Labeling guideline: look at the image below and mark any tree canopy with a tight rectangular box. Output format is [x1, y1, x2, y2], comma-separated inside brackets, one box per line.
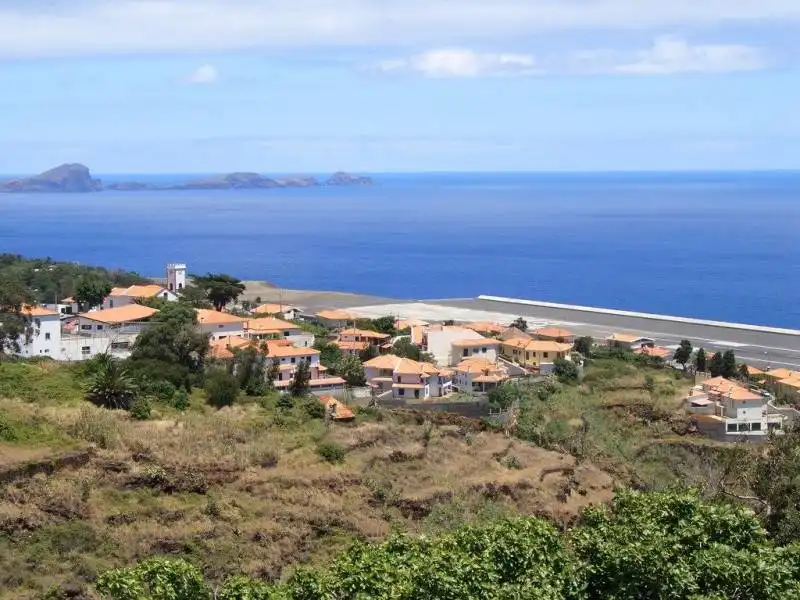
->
[192, 273, 246, 311]
[0, 276, 31, 357]
[673, 339, 693, 367]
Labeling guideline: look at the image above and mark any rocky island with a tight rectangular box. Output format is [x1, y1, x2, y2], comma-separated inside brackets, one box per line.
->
[1, 164, 374, 193]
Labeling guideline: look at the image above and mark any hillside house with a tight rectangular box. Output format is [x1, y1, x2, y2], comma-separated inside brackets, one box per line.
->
[252, 303, 301, 321]
[424, 325, 496, 366]
[15, 306, 61, 358]
[364, 354, 453, 400]
[245, 316, 314, 347]
[501, 338, 573, 373]
[314, 309, 357, 329]
[196, 309, 246, 341]
[335, 328, 391, 355]
[102, 284, 177, 310]
[531, 327, 575, 344]
[606, 333, 655, 351]
[453, 357, 509, 394]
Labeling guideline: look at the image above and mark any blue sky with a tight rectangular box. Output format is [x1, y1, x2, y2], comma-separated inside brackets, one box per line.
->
[1, 0, 799, 173]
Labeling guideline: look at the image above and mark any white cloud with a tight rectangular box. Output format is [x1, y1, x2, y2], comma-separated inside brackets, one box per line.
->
[377, 48, 539, 77]
[184, 64, 219, 84]
[615, 36, 766, 74]
[0, 1, 798, 58]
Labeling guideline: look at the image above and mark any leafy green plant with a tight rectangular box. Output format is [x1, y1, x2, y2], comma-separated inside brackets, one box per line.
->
[96, 556, 211, 600]
[204, 369, 239, 408]
[85, 356, 137, 410]
[316, 441, 346, 464]
[128, 397, 151, 421]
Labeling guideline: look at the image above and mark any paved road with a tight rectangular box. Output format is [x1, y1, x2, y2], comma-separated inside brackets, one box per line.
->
[431, 298, 800, 370]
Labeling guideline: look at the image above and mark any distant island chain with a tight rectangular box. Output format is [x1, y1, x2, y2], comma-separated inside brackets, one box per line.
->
[0, 163, 374, 193]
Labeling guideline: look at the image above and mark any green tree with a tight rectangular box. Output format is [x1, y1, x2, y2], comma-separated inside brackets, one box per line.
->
[131, 303, 209, 377]
[74, 273, 112, 311]
[288, 359, 311, 397]
[85, 355, 138, 410]
[192, 273, 245, 311]
[695, 347, 708, 373]
[574, 336, 594, 357]
[0, 276, 31, 357]
[738, 363, 751, 382]
[392, 338, 422, 360]
[358, 344, 380, 362]
[337, 354, 366, 387]
[317, 343, 343, 373]
[233, 347, 267, 396]
[487, 383, 518, 411]
[204, 369, 239, 408]
[721, 350, 737, 379]
[709, 352, 725, 377]
[177, 284, 213, 309]
[510, 317, 528, 332]
[553, 357, 579, 383]
[673, 339, 693, 368]
[370, 315, 396, 335]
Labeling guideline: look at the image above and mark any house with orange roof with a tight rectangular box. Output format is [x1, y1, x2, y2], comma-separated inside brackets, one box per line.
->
[423, 325, 499, 366]
[531, 327, 575, 344]
[318, 396, 355, 421]
[634, 346, 673, 362]
[102, 284, 177, 310]
[501, 338, 574, 373]
[606, 333, 655, 350]
[453, 357, 509, 394]
[776, 376, 800, 402]
[252, 303, 301, 321]
[762, 368, 800, 393]
[335, 328, 391, 356]
[14, 305, 61, 358]
[196, 309, 247, 341]
[245, 316, 314, 348]
[208, 338, 346, 392]
[363, 354, 452, 400]
[314, 309, 357, 329]
[686, 377, 785, 438]
[395, 318, 430, 331]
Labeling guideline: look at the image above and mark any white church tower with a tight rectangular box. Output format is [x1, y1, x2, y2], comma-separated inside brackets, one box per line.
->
[166, 263, 187, 292]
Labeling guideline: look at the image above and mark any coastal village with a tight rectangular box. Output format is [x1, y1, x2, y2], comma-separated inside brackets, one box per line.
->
[14, 262, 800, 444]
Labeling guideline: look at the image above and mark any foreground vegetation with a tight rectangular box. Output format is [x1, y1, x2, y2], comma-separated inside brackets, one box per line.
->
[97, 490, 800, 599]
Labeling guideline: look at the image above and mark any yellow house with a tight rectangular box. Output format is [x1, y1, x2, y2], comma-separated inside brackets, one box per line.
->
[776, 376, 800, 402]
[501, 338, 574, 369]
[763, 368, 798, 392]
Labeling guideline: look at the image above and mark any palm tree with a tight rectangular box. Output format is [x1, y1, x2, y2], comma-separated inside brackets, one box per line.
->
[85, 354, 137, 410]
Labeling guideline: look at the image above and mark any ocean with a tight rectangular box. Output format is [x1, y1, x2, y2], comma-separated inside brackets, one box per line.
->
[1, 172, 798, 328]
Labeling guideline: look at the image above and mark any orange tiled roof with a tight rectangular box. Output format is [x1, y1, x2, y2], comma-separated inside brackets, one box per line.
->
[335, 340, 370, 351]
[502, 338, 573, 353]
[396, 318, 430, 330]
[246, 316, 298, 333]
[339, 328, 391, 339]
[766, 368, 798, 380]
[253, 303, 297, 315]
[265, 343, 319, 359]
[532, 326, 575, 339]
[23, 305, 59, 317]
[196, 309, 247, 325]
[110, 284, 167, 298]
[464, 321, 507, 335]
[634, 346, 673, 359]
[704, 378, 762, 402]
[318, 396, 355, 420]
[315, 309, 356, 321]
[452, 337, 501, 347]
[79, 304, 158, 324]
[779, 377, 800, 390]
[364, 354, 401, 370]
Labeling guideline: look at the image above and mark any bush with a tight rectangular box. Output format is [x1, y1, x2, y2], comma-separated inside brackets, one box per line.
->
[204, 370, 239, 408]
[276, 394, 294, 410]
[172, 388, 189, 411]
[148, 379, 177, 401]
[316, 441, 346, 464]
[303, 397, 326, 419]
[68, 406, 120, 449]
[553, 358, 579, 384]
[129, 397, 152, 421]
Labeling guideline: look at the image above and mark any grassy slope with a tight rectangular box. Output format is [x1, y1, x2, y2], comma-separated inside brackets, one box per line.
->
[0, 362, 616, 599]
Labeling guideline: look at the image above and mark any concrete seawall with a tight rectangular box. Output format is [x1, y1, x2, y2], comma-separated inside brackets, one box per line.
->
[477, 295, 800, 337]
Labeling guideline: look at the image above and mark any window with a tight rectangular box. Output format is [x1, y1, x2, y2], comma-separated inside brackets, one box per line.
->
[543, 352, 549, 359]
[81, 324, 92, 331]
[111, 342, 130, 350]
[726, 423, 737, 433]
[481, 347, 487, 353]
[291, 357, 296, 364]
[398, 388, 404, 396]
[45, 333, 51, 341]
[97, 325, 104, 331]
[109, 300, 114, 308]
[463, 349, 469, 357]
[738, 423, 749, 432]
[178, 283, 184, 290]
[751, 422, 762, 431]
[81, 346, 91, 355]
[414, 390, 420, 399]
[284, 331, 290, 337]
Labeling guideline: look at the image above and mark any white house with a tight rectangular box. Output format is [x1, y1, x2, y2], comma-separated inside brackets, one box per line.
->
[196, 309, 246, 341]
[364, 354, 453, 400]
[686, 376, 785, 438]
[59, 304, 159, 360]
[103, 284, 177, 310]
[244, 316, 314, 348]
[606, 333, 655, 351]
[16, 306, 62, 358]
[424, 325, 499, 366]
[452, 357, 509, 394]
[314, 309, 357, 329]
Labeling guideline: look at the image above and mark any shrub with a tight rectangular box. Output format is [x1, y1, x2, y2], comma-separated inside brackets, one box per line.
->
[148, 379, 177, 401]
[68, 406, 119, 449]
[316, 441, 346, 464]
[129, 397, 152, 421]
[172, 388, 189, 411]
[503, 455, 523, 470]
[553, 358, 579, 384]
[303, 397, 326, 419]
[204, 370, 239, 408]
[276, 394, 294, 410]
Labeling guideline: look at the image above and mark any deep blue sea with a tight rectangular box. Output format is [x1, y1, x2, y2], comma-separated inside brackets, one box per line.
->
[1, 172, 798, 328]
